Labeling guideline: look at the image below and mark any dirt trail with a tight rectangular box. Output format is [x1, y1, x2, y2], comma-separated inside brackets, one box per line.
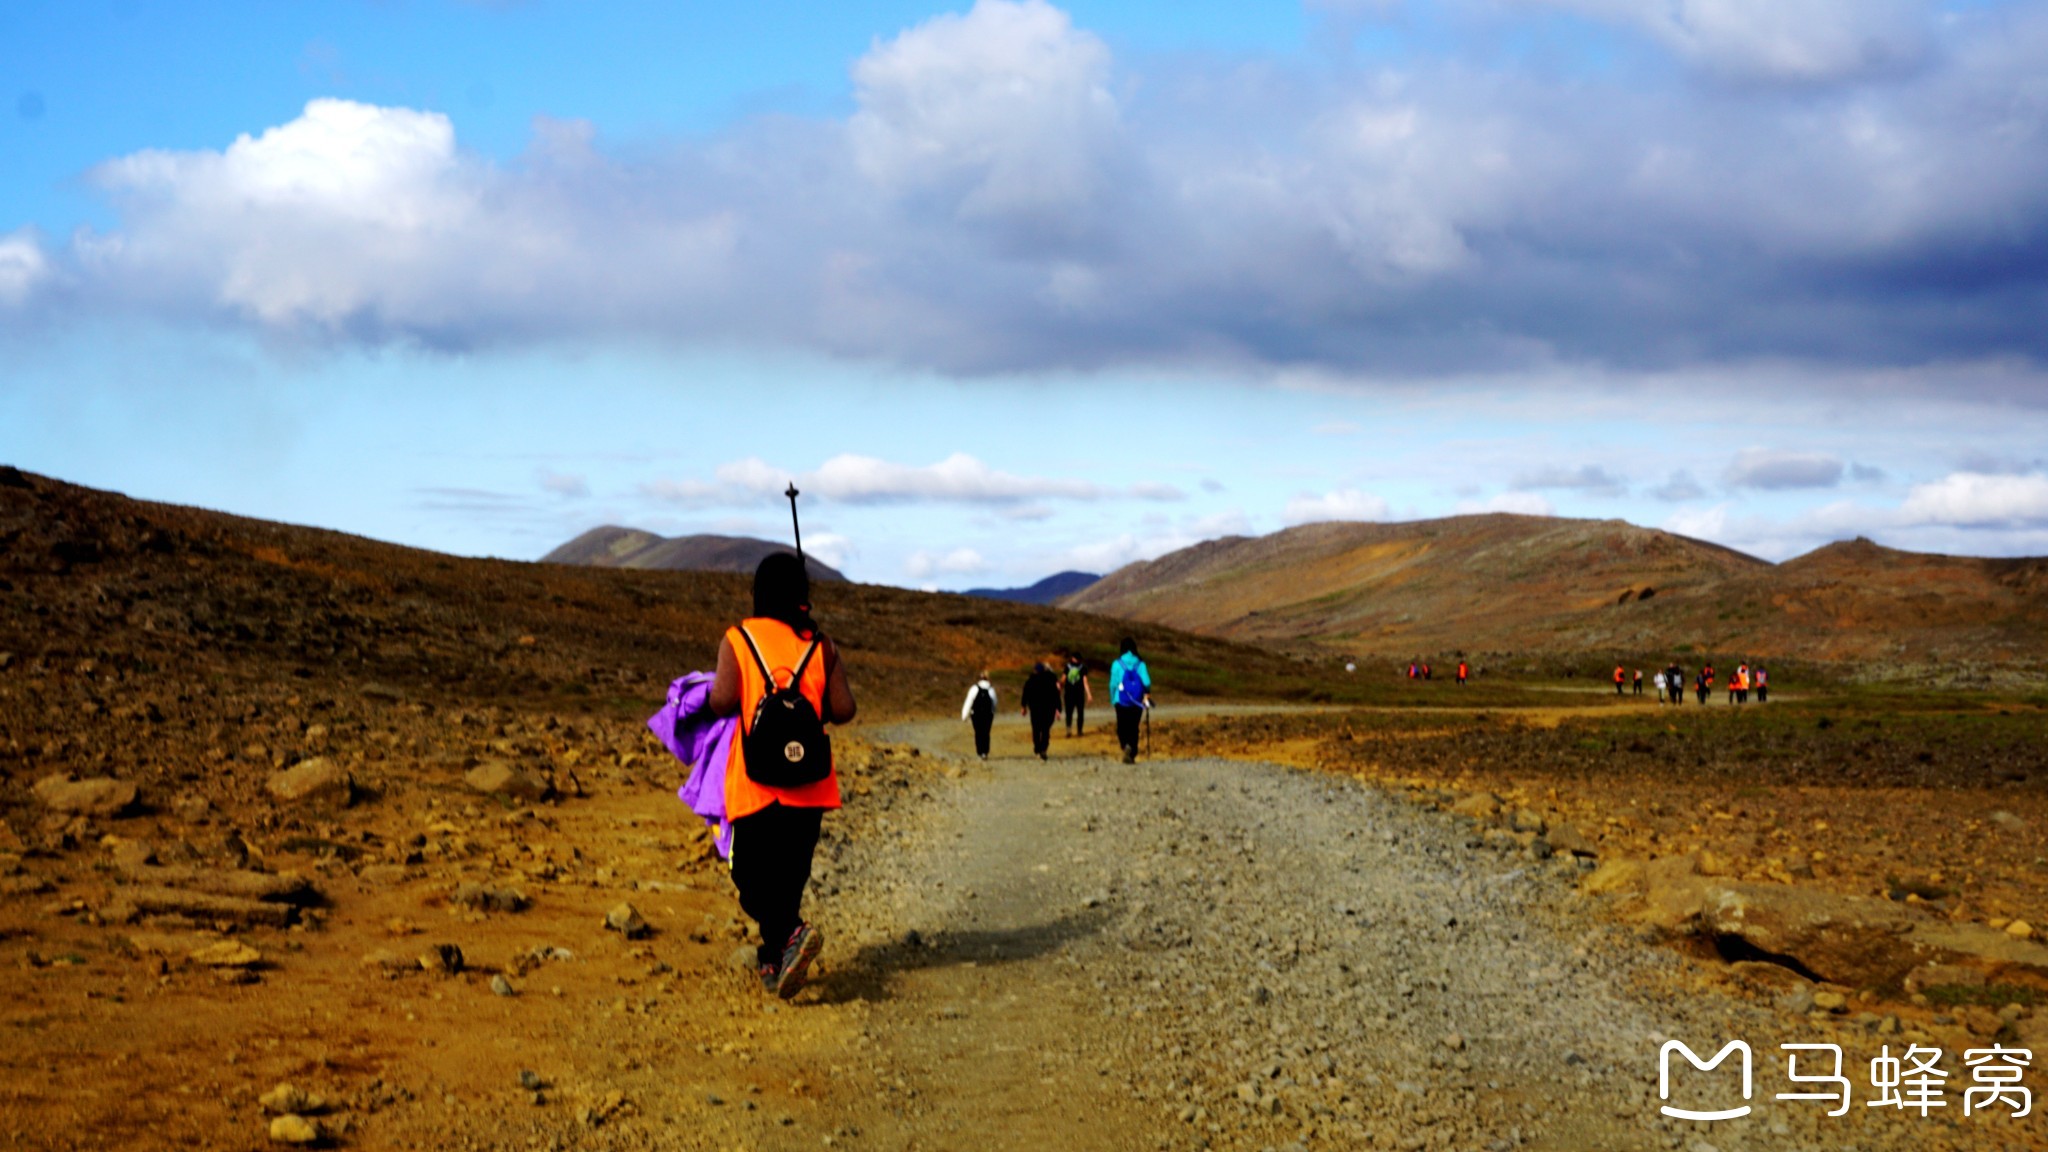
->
[759, 716, 1959, 1152]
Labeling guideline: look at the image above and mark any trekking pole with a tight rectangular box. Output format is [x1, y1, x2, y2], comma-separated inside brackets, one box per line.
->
[1144, 699, 1151, 756]
[784, 482, 804, 563]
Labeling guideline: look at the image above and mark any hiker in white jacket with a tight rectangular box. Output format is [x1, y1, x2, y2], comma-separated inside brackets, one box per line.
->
[961, 673, 997, 760]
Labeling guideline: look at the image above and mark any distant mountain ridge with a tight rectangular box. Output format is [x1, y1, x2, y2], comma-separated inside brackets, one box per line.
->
[1058, 514, 2048, 666]
[964, 571, 1100, 605]
[543, 526, 845, 582]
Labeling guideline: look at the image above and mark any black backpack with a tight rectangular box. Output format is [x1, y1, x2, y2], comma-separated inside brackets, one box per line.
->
[970, 684, 994, 722]
[736, 625, 831, 788]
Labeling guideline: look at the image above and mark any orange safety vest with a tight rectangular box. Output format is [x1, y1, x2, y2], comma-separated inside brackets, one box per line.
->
[1614, 666, 1625, 683]
[724, 618, 842, 820]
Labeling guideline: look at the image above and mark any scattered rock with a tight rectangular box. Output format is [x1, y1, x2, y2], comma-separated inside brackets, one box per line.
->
[189, 940, 263, 968]
[1449, 793, 1501, 822]
[115, 862, 317, 905]
[1579, 858, 1643, 895]
[266, 758, 355, 808]
[464, 761, 551, 803]
[491, 974, 516, 997]
[2006, 919, 2034, 940]
[605, 902, 650, 939]
[1547, 821, 1597, 857]
[105, 885, 296, 928]
[1989, 810, 2028, 833]
[1698, 882, 1920, 987]
[33, 774, 138, 818]
[1811, 990, 1849, 1013]
[267, 1114, 321, 1145]
[259, 1084, 325, 1115]
[451, 882, 527, 913]
[419, 944, 465, 974]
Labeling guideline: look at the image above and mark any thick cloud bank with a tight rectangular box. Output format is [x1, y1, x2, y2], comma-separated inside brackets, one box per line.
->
[8, 0, 2048, 384]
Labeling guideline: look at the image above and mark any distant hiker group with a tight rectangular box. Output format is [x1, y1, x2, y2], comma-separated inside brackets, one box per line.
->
[1646, 660, 1770, 705]
[959, 637, 1152, 764]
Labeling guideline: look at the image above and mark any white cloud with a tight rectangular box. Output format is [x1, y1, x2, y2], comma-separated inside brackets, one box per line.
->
[654, 452, 1110, 508]
[1063, 509, 1251, 571]
[1511, 464, 1627, 497]
[14, 0, 2048, 388]
[0, 229, 50, 306]
[804, 533, 855, 569]
[1724, 448, 1845, 491]
[1129, 481, 1186, 501]
[639, 478, 732, 508]
[805, 452, 1100, 504]
[1899, 472, 2048, 528]
[905, 547, 992, 579]
[537, 469, 589, 498]
[1516, 0, 1932, 82]
[1455, 491, 1555, 516]
[1650, 470, 1707, 502]
[1282, 488, 1392, 525]
[849, 0, 1119, 227]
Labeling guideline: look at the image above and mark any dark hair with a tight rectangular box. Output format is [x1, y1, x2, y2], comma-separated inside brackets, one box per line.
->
[752, 552, 817, 636]
[1120, 636, 1137, 655]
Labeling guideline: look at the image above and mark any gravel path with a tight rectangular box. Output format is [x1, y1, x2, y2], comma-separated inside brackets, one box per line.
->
[772, 722, 1978, 1152]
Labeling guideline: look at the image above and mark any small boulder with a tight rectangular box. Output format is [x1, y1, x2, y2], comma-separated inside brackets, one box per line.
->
[259, 1083, 325, 1115]
[267, 1114, 321, 1145]
[266, 758, 354, 808]
[33, 774, 138, 818]
[1449, 793, 1502, 822]
[2006, 919, 2035, 940]
[1547, 821, 1597, 858]
[464, 761, 551, 803]
[450, 882, 526, 913]
[1580, 857, 1645, 895]
[189, 940, 263, 968]
[605, 902, 650, 939]
[419, 943, 465, 974]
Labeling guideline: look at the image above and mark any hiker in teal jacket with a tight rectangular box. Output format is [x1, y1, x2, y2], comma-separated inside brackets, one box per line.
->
[1109, 637, 1151, 764]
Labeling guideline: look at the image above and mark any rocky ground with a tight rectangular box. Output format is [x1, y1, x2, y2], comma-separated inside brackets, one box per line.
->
[5, 699, 2047, 1151]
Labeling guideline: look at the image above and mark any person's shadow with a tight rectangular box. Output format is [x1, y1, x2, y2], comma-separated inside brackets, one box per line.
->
[802, 906, 1114, 1005]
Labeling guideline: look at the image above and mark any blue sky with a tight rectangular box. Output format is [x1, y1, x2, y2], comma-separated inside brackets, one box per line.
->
[5, 0, 2048, 587]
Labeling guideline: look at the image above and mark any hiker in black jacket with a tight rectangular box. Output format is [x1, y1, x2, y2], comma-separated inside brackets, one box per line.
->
[961, 672, 997, 760]
[1021, 661, 1063, 761]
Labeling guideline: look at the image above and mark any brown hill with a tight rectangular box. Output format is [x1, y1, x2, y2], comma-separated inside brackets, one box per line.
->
[542, 525, 846, 582]
[1060, 515, 2048, 666]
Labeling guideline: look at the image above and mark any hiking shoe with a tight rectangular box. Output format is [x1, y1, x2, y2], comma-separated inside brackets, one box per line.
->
[757, 961, 781, 993]
[1122, 748, 1136, 765]
[774, 922, 824, 1000]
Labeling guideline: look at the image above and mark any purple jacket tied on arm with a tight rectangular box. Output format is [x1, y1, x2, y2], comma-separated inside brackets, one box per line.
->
[647, 671, 735, 859]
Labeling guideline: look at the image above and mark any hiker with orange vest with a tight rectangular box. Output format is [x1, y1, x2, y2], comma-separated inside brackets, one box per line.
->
[1613, 665, 1626, 695]
[1456, 661, 1468, 685]
[708, 553, 858, 999]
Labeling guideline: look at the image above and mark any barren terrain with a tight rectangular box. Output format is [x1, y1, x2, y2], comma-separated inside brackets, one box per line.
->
[5, 468, 2048, 1151]
[1062, 514, 2048, 674]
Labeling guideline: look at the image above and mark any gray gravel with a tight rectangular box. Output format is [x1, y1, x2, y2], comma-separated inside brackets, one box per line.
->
[800, 729, 1993, 1152]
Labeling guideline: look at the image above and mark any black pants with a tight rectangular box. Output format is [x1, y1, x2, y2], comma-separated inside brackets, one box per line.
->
[1064, 689, 1086, 734]
[1030, 709, 1057, 757]
[971, 716, 992, 758]
[1116, 704, 1143, 759]
[730, 802, 824, 966]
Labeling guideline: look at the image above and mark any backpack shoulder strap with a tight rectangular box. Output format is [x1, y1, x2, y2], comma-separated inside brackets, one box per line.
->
[788, 636, 822, 685]
[736, 625, 777, 687]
